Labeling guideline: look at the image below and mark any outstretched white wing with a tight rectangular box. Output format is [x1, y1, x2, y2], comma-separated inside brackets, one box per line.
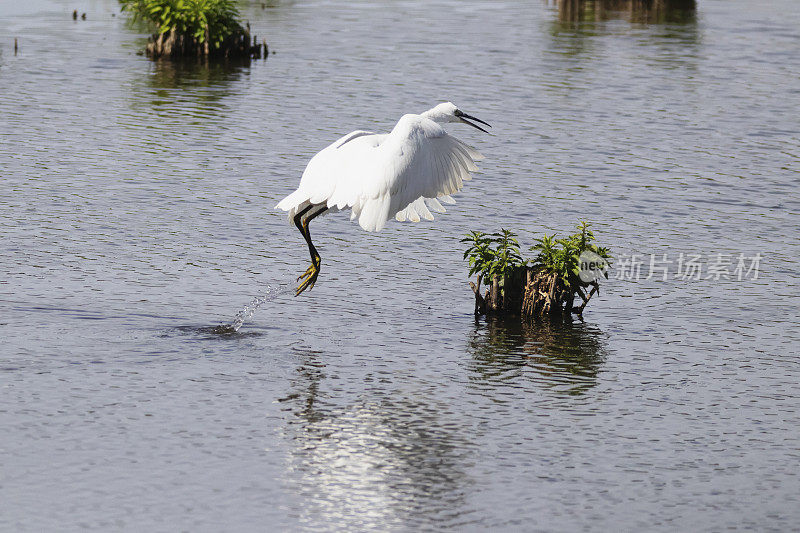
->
[275, 130, 384, 217]
[276, 116, 483, 232]
[346, 116, 483, 231]
[386, 118, 483, 226]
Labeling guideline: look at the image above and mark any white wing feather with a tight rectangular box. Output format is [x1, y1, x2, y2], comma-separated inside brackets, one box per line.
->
[275, 130, 386, 217]
[386, 117, 482, 229]
[276, 115, 483, 232]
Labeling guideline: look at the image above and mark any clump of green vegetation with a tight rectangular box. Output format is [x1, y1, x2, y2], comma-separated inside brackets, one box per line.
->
[530, 221, 611, 290]
[461, 229, 525, 291]
[463, 221, 612, 320]
[120, 0, 266, 59]
[120, 0, 241, 47]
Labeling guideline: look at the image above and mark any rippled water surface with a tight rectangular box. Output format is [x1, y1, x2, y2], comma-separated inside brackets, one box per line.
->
[2, 0, 799, 530]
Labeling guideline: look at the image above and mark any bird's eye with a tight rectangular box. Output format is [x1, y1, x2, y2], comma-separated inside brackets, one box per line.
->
[454, 109, 463, 117]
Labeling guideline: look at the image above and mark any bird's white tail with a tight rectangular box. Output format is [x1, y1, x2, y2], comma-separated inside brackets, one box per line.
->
[276, 190, 313, 219]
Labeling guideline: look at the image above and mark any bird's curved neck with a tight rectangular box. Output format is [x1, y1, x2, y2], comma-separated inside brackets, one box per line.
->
[421, 107, 441, 122]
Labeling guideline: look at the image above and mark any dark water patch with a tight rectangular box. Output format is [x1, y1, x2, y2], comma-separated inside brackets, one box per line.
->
[169, 324, 266, 339]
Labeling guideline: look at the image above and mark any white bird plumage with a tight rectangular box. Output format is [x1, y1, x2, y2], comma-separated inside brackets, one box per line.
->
[276, 101, 491, 295]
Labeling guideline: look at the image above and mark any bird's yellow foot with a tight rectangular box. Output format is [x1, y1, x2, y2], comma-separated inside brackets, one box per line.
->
[296, 264, 316, 282]
[295, 262, 320, 296]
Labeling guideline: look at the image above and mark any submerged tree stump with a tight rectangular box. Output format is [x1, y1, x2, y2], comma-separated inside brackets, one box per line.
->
[471, 266, 599, 321]
[556, 0, 696, 24]
[145, 27, 267, 60]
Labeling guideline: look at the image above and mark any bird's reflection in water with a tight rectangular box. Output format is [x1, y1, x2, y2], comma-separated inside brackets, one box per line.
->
[467, 318, 608, 396]
[278, 349, 473, 530]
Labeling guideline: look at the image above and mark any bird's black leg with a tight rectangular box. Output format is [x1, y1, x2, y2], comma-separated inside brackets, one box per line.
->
[292, 204, 316, 292]
[293, 204, 315, 236]
[302, 206, 327, 266]
[295, 205, 328, 296]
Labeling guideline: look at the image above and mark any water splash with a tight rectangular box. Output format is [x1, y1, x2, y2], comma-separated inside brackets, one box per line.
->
[212, 284, 292, 334]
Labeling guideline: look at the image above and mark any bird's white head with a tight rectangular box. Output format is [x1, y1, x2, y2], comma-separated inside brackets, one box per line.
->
[422, 102, 492, 133]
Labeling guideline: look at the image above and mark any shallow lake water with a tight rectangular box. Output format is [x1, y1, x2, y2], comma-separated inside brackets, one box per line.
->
[1, 0, 799, 530]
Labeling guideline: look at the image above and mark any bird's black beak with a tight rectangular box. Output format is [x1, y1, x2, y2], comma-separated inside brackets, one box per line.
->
[454, 109, 492, 133]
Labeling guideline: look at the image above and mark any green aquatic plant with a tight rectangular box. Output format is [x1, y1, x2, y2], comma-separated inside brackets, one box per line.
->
[531, 221, 611, 288]
[461, 229, 525, 289]
[461, 231, 494, 285]
[464, 221, 612, 320]
[120, 0, 243, 48]
[119, 0, 267, 59]
[489, 229, 525, 281]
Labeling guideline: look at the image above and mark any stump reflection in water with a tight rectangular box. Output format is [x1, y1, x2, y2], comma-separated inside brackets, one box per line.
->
[467, 318, 607, 396]
[146, 57, 249, 93]
[131, 57, 250, 118]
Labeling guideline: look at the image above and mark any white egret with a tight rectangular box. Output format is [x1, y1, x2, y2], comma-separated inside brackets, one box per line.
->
[276, 102, 491, 295]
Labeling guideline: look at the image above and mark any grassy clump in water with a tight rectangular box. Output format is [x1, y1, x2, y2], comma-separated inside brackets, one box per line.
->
[530, 221, 611, 290]
[120, 0, 263, 58]
[461, 229, 525, 291]
[463, 221, 612, 320]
